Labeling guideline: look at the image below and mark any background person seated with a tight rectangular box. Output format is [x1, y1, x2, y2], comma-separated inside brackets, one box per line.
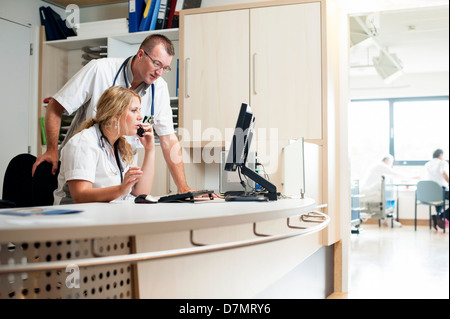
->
[424, 148, 449, 231]
[360, 155, 408, 227]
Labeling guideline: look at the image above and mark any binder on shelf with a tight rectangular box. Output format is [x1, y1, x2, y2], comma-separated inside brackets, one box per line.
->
[129, 0, 145, 33]
[139, 0, 161, 31]
[48, 7, 77, 39]
[63, 20, 77, 37]
[139, 0, 154, 31]
[171, 0, 183, 28]
[166, 0, 177, 28]
[39, 6, 57, 41]
[47, 7, 67, 40]
[149, 0, 162, 30]
[155, 0, 168, 30]
[39, 6, 77, 41]
[40, 117, 46, 145]
[162, 0, 173, 29]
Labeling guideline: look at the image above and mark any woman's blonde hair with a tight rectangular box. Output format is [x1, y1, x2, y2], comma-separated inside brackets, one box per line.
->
[77, 86, 141, 165]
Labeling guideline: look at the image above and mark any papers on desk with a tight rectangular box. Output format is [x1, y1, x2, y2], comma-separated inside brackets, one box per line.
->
[0, 207, 82, 217]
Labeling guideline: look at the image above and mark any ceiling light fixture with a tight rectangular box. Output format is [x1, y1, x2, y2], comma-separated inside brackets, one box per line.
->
[352, 15, 404, 83]
[373, 50, 404, 83]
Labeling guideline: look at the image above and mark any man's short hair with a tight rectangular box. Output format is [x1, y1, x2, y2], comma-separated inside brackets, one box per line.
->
[140, 34, 175, 56]
[433, 149, 444, 158]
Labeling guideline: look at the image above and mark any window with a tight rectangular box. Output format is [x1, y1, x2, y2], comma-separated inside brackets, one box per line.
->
[349, 96, 449, 180]
[393, 98, 449, 164]
[348, 100, 390, 179]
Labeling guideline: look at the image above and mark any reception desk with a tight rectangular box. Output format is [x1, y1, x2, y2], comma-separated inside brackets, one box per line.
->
[0, 198, 330, 299]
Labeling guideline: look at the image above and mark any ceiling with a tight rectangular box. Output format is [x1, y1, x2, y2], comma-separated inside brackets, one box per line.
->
[350, 6, 449, 79]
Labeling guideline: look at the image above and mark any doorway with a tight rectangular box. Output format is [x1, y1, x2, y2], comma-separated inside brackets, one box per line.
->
[0, 17, 32, 195]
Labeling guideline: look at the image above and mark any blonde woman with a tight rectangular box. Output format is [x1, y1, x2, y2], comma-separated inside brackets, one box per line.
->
[54, 86, 155, 204]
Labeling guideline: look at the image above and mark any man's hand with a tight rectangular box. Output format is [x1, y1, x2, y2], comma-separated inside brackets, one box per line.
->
[33, 99, 65, 176]
[32, 149, 59, 176]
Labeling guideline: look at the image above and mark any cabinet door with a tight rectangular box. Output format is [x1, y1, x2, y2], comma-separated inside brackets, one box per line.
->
[182, 10, 250, 143]
[250, 3, 322, 140]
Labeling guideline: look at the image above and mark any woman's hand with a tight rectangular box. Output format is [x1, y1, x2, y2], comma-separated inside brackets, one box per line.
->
[137, 123, 155, 151]
[131, 124, 156, 196]
[120, 166, 143, 195]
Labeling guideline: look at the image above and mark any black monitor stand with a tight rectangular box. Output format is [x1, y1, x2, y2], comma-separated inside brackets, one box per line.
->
[224, 164, 277, 201]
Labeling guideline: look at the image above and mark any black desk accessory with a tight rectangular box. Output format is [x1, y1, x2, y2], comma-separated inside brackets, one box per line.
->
[158, 190, 215, 203]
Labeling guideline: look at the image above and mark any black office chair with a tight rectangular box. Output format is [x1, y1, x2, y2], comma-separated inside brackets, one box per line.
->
[1, 154, 60, 208]
[1, 153, 36, 208]
[32, 160, 60, 206]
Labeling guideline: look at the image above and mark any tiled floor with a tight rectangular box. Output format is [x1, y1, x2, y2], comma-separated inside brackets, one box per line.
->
[348, 223, 449, 299]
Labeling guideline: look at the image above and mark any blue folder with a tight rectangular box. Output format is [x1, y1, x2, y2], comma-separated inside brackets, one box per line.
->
[149, 0, 162, 31]
[139, 0, 162, 31]
[129, 0, 145, 33]
[139, 0, 155, 31]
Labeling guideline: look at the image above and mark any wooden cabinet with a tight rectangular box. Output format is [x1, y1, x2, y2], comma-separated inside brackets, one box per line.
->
[180, 2, 322, 143]
[181, 9, 250, 143]
[250, 3, 322, 140]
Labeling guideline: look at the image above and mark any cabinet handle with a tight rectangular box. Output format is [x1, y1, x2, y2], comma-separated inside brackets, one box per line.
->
[253, 53, 257, 95]
[185, 58, 190, 98]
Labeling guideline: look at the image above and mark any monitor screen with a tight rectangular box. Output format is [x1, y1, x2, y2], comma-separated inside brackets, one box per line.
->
[224, 103, 255, 172]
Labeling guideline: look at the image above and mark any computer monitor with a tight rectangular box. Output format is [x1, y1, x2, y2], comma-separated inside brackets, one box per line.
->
[224, 103, 277, 201]
[224, 103, 255, 171]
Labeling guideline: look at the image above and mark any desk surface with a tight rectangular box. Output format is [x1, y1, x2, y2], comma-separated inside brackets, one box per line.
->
[387, 179, 418, 186]
[0, 198, 316, 242]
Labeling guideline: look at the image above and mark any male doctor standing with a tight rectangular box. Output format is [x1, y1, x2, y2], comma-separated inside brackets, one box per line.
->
[33, 34, 192, 194]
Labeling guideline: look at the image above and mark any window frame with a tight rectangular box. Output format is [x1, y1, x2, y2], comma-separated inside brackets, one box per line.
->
[350, 95, 449, 166]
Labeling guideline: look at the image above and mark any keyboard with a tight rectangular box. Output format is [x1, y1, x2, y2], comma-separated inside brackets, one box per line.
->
[158, 190, 215, 203]
[224, 191, 269, 202]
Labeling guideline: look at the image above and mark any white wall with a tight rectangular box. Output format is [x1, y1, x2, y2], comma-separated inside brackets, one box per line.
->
[350, 72, 449, 100]
[0, 0, 64, 158]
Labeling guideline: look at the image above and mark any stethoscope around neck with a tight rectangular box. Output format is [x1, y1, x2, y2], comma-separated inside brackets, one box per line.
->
[99, 126, 123, 183]
[113, 56, 155, 119]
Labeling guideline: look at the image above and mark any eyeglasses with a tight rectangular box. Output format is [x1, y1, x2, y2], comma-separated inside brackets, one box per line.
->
[143, 50, 172, 74]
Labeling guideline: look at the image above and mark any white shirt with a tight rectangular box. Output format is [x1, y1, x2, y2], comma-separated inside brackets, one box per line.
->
[425, 158, 449, 187]
[360, 162, 406, 201]
[53, 56, 175, 150]
[54, 125, 130, 205]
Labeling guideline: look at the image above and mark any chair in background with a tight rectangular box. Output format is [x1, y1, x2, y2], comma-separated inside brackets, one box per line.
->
[32, 160, 60, 206]
[361, 175, 396, 228]
[1, 154, 59, 209]
[1, 153, 36, 208]
[415, 180, 448, 232]
[351, 180, 365, 234]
